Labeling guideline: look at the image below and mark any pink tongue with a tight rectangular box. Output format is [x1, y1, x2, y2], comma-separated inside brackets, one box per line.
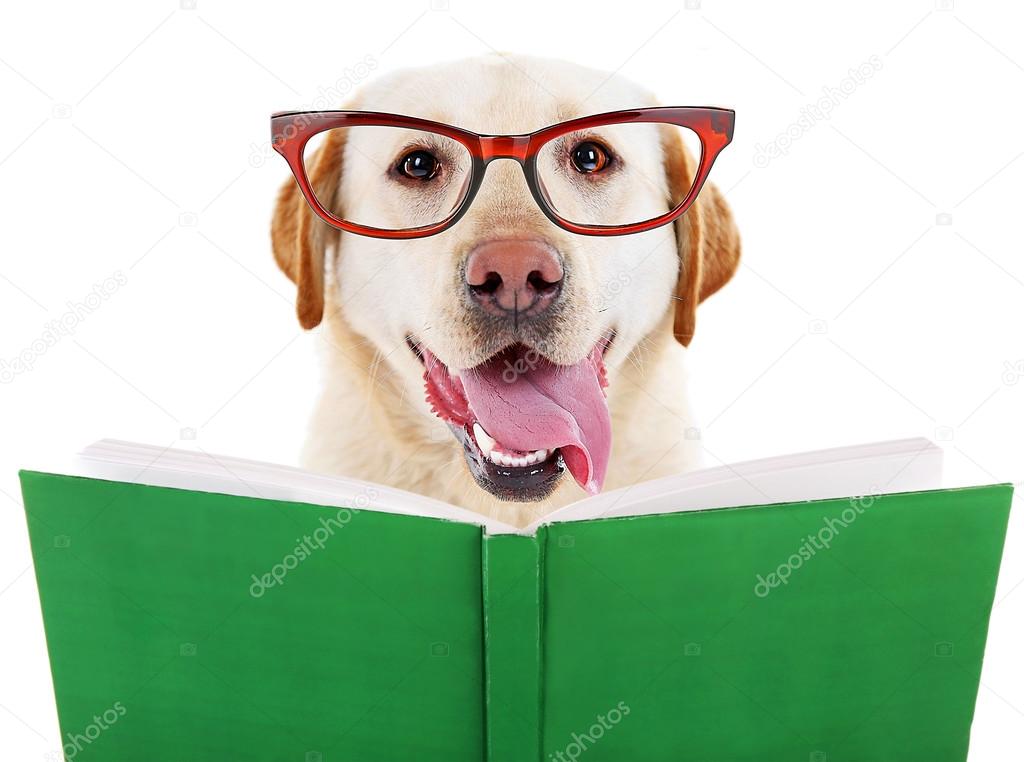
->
[460, 346, 611, 495]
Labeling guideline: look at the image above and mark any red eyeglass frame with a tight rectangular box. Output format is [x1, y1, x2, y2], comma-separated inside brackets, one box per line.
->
[271, 106, 735, 239]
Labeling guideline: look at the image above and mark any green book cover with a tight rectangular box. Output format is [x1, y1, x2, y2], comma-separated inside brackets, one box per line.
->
[19, 439, 1012, 761]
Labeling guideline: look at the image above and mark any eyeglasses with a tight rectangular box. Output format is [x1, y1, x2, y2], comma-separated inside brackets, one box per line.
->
[271, 107, 734, 239]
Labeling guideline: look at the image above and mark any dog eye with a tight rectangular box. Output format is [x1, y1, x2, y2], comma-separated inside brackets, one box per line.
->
[570, 141, 612, 174]
[397, 150, 440, 180]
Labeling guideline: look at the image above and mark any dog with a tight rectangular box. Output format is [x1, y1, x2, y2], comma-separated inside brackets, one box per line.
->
[271, 54, 740, 528]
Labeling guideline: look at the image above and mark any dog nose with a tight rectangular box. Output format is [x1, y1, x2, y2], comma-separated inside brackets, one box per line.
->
[465, 239, 564, 318]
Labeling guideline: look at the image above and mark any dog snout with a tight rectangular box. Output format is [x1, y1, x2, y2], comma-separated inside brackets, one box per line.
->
[465, 239, 564, 319]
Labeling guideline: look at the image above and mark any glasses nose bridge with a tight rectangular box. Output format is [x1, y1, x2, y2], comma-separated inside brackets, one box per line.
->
[478, 134, 531, 163]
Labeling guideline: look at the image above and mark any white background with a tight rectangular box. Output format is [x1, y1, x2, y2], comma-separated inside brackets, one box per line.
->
[2, 0, 1022, 758]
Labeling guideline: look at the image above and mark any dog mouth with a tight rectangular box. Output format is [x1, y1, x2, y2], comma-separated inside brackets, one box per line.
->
[409, 337, 614, 502]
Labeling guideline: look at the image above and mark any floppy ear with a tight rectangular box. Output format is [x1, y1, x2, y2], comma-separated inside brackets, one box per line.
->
[663, 128, 741, 346]
[271, 129, 346, 329]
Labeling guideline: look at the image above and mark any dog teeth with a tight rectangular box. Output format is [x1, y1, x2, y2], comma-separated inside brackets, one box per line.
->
[473, 423, 495, 457]
[474, 420, 552, 468]
[482, 438, 551, 468]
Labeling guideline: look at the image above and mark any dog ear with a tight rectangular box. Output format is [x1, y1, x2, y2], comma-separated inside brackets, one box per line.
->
[271, 128, 346, 330]
[663, 127, 741, 346]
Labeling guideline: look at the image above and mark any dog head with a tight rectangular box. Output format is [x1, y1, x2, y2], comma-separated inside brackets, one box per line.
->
[272, 54, 739, 503]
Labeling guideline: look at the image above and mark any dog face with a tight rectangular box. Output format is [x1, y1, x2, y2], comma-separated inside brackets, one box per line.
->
[272, 55, 739, 504]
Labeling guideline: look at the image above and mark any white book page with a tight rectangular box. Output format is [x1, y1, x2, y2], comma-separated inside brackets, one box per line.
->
[62, 437, 943, 536]
[524, 437, 944, 533]
[70, 439, 521, 534]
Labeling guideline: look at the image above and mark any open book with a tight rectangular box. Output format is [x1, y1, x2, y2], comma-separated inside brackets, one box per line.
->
[20, 438, 1012, 761]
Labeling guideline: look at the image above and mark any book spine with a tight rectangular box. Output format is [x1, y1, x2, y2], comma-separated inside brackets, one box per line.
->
[482, 531, 545, 762]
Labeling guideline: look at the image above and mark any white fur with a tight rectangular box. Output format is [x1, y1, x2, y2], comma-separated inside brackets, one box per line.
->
[296, 54, 706, 528]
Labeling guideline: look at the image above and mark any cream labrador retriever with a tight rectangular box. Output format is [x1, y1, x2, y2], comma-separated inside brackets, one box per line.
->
[271, 54, 740, 528]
